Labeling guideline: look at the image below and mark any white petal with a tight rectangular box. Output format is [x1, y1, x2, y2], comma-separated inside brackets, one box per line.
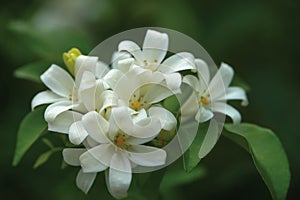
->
[103, 69, 124, 89]
[116, 58, 135, 73]
[83, 144, 114, 168]
[111, 107, 161, 138]
[118, 40, 143, 64]
[143, 84, 173, 105]
[128, 145, 166, 166]
[74, 55, 98, 86]
[82, 111, 110, 143]
[195, 59, 210, 86]
[63, 148, 86, 166]
[44, 101, 75, 122]
[41, 64, 74, 98]
[224, 87, 248, 106]
[196, 106, 214, 123]
[149, 106, 177, 131]
[95, 60, 110, 79]
[208, 63, 234, 99]
[31, 90, 64, 110]
[198, 119, 221, 158]
[142, 29, 168, 64]
[183, 75, 201, 92]
[164, 73, 182, 94]
[69, 121, 89, 145]
[159, 52, 195, 74]
[80, 144, 112, 173]
[212, 102, 241, 124]
[78, 71, 98, 111]
[76, 169, 97, 194]
[107, 153, 132, 199]
[48, 111, 82, 133]
[99, 90, 118, 113]
[111, 51, 131, 69]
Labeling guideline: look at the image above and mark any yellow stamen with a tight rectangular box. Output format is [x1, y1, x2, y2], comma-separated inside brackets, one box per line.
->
[201, 96, 209, 105]
[132, 101, 141, 110]
[148, 66, 155, 71]
[63, 48, 82, 76]
[114, 134, 129, 149]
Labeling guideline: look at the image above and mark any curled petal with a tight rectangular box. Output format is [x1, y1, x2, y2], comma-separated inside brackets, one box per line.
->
[95, 60, 110, 79]
[106, 152, 132, 199]
[82, 111, 109, 143]
[80, 144, 112, 173]
[195, 59, 210, 87]
[118, 40, 143, 64]
[69, 121, 89, 145]
[164, 73, 182, 94]
[41, 64, 74, 98]
[31, 90, 64, 110]
[208, 63, 234, 99]
[44, 101, 76, 122]
[111, 51, 131, 69]
[183, 75, 201, 93]
[111, 107, 161, 139]
[212, 102, 241, 124]
[129, 145, 167, 167]
[225, 87, 248, 106]
[76, 169, 97, 194]
[142, 29, 168, 64]
[149, 106, 177, 131]
[63, 148, 86, 166]
[74, 55, 98, 86]
[103, 69, 124, 89]
[196, 106, 214, 123]
[160, 52, 195, 74]
[48, 111, 82, 133]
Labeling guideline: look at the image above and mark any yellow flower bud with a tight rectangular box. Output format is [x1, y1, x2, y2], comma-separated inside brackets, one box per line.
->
[63, 48, 82, 75]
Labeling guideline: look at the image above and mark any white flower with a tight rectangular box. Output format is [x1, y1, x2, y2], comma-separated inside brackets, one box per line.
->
[114, 67, 172, 110]
[31, 55, 99, 121]
[118, 29, 196, 93]
[68, 71, 119, 145]
[183, 61, 248, 124]
[63, 107, 166, 199]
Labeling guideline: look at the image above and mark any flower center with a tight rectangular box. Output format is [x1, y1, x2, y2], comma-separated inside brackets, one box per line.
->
[148, 66, 155, 71]
[200, 96, 209, 105]
[132, 101, 141, 110]
[143, 60, 156, 71]
[114, 134, 128, 149]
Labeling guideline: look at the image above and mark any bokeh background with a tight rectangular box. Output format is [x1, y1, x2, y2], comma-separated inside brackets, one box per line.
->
[1, 0, 299, 199]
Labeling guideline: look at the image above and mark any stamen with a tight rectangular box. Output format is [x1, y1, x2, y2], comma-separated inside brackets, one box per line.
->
[200, 96, 209, 105]
[132, 101, 141, 110]
[148, 66, 155, 71]
[114, 134, 129, 149]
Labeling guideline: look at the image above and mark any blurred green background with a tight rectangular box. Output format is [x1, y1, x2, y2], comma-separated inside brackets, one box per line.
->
[1, 0, 299, 199]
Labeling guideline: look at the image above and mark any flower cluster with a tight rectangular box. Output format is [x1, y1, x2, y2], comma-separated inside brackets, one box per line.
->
[32, 29, 247, 199]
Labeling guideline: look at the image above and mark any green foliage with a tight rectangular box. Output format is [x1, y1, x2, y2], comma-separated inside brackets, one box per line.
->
[13, 106, 47, 166]
[182, 122, 208, 172]
[224, 123, 290, 200]
[14, 61, 51, 83]
[160, 165, 206, 190]
[33, 150, 53, 169]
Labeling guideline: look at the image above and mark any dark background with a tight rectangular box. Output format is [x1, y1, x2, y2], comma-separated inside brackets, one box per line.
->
[0, 0, 299, 199]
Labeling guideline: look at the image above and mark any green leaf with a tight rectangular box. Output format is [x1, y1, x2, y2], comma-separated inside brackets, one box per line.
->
[160, 166, 206, 189]
[182, 123, 207, 172]
[224, 123, 290, 200]
[14, 61, 50, 83]
[163, 95, 180, 114]
[33, 150, 53, 169]
[13, 106, 47, 166]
